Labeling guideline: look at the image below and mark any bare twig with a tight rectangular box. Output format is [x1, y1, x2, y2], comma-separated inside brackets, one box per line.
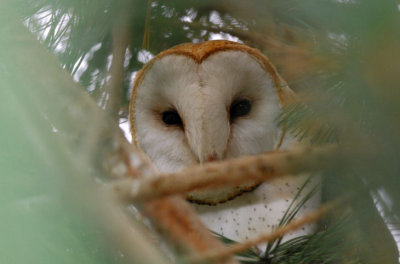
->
[110, 145, 337, 200]
[104, 6, 131, 123]
[142, 0, 152, 50]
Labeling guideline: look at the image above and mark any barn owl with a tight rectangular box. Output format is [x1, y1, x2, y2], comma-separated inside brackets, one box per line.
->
[129, 40, 319, 246]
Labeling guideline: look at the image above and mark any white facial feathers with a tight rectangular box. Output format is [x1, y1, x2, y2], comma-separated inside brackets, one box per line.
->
[134, 51, 281, 174]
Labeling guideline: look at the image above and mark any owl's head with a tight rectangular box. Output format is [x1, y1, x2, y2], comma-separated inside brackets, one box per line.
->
[129, 40, 294, 204]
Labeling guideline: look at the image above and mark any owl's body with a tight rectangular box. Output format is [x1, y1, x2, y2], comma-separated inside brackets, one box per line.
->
[130, 40, 319, 245]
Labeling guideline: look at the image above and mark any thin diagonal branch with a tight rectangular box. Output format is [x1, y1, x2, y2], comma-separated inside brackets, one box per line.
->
[187, 201, 340, 263]
[110, 145, 338, 200]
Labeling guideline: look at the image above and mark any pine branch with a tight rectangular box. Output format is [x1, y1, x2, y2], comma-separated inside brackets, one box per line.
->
[265, 176, 319, 254]
[109, 145, 337, 200]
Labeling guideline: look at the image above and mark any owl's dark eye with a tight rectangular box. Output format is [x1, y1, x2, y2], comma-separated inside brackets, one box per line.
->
[230, 99, 251, 122]
[161, 110, 183, 127]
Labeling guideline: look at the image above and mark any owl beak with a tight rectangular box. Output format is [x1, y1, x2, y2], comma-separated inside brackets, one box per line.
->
[185, 115, 230, 165]
[199, 150, 223, 164]
[207, 153, 218, 162]
[182, 91, 230, 164]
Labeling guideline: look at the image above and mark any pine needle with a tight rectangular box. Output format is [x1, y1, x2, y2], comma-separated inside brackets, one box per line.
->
[187, 200, 339, 263]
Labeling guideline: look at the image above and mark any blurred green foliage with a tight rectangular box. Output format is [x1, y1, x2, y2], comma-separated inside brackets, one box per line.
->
[0, 65, 126, 264]
[1, 0, 400, 263]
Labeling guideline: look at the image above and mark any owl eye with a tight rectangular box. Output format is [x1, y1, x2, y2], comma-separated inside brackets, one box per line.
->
[161, 110, 183, 127]
[230, 99, 251, 122]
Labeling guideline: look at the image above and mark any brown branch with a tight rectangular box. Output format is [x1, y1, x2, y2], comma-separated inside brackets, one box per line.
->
[110, 145, 337, 200]
[144, 196, 238, 264]
[106, 141, 239, 264]
[105, 138, 239, 264]
[107, 137, 239, 264]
